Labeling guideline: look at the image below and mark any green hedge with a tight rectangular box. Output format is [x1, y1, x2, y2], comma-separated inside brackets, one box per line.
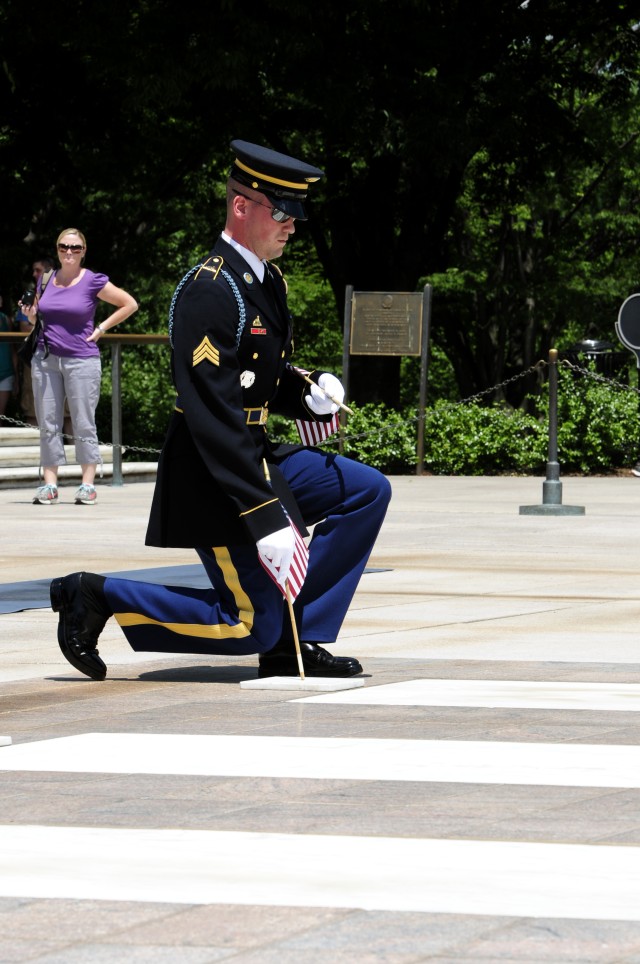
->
[269, 368, 640, 476]
[552, 368, 639, 472]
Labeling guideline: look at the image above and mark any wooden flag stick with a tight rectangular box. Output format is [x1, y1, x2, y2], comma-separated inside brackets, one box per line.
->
[285, 580, 305, 680]
[299, 373, 354, 415]
[263, 459, 305, 679]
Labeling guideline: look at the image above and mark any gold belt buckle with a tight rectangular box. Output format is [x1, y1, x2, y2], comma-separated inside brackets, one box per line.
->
[245, 406, 268, 425]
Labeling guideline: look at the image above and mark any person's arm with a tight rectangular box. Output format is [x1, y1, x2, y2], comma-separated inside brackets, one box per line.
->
[19, 303, 38, 329]
[271, 365, 345, 422]
[11, 342, 18, 383]
[89, 282, 138, 342]
[15, 308, 32, 333]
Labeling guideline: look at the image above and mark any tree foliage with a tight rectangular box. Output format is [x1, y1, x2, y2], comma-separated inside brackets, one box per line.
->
[1, 0, 639, 428]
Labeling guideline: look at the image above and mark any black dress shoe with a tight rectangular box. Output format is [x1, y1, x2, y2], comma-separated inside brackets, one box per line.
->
[258, 640, 363, 678]
[50, 572, 112, 680]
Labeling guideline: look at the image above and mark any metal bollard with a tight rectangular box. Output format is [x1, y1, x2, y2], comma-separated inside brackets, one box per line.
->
[519, 348, 585, 516]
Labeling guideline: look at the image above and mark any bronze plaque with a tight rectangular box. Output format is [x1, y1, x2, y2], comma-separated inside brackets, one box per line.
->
[350, 292, 422, 356]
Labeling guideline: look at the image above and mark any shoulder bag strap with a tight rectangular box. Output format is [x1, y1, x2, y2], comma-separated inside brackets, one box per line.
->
[35, 268, 54, 359]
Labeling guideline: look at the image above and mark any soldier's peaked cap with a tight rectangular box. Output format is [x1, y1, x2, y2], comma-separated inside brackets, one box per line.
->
[230, 139, 324, 221]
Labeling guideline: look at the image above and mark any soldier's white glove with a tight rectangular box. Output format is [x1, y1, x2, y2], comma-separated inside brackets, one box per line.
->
[256, 525, 296, 588]
[305, 372, 344, 416]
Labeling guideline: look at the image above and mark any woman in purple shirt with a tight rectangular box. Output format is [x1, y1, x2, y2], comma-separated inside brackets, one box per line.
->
[23, 228, 138, 505]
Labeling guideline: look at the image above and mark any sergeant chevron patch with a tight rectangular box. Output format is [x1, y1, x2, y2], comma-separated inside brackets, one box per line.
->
[193, 336, 220, 367]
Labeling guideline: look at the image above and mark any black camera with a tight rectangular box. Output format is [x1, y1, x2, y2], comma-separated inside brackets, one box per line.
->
[21, 289, 36, 307]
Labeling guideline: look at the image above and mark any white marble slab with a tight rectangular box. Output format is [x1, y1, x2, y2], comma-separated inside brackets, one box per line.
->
[3, 732, 640, 787]
[295, 678, 640, 711]
[1, 824, 640, 920]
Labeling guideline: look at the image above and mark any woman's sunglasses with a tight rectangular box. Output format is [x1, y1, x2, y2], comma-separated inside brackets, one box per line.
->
[57, 243, 84, 253]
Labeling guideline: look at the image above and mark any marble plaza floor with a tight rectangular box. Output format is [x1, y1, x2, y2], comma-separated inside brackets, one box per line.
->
[1, 474, 640, 961]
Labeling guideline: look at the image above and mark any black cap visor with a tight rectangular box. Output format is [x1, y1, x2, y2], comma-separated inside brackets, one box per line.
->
[264, 192, 308, 221]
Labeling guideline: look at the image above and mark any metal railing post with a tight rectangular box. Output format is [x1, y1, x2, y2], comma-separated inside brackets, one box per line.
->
[110, 341, 124, 486]
[519, 348, 585, 516]
[542, 347, 561, 505]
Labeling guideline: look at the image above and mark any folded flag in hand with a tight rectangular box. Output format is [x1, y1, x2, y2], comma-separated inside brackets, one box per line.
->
[258, 520, 309, 602]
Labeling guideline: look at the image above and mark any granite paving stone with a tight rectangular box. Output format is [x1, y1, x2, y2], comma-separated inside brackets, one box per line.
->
[3, 476, 640, 961]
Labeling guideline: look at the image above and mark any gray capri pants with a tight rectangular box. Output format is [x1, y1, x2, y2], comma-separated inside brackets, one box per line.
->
[31, 350, 102, 466]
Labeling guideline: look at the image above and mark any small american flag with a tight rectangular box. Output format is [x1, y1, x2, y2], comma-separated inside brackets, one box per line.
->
[258, 519, 309, 602]
[292, 365, 341, 445]
[295, 412, 340, 446]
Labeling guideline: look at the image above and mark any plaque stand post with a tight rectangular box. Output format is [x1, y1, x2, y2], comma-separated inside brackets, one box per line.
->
[416, 284, 432, 475]
[339, 285, 355, 454]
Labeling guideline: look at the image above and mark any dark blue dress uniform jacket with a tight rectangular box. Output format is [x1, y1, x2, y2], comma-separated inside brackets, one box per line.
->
[146, 236, 329, 549]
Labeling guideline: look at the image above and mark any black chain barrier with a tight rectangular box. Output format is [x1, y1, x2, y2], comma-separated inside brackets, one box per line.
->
[0, 355, 635, 456]
[559, 357, 640, 395]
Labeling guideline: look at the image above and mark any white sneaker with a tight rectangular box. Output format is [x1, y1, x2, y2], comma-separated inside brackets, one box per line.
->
[33, 484, 59, 505]
[74, 484, 97, 505]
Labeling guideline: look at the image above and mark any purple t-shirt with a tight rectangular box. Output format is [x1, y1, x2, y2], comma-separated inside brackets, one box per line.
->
[37, 269, 109, 358]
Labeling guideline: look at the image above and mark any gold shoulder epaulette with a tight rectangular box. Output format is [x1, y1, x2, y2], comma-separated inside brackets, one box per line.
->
[194, 255, 224, 282]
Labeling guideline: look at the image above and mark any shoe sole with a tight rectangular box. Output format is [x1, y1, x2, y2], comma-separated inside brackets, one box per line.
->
[75, 499, 97, 505]
[258, 659, 363, 679]
[33, 499, 58, 505]
[258, 669, 363, 679]
[50, 578, 107, 681]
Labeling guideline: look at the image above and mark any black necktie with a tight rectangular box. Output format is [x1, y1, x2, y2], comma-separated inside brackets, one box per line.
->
[264, 268, 287, 330]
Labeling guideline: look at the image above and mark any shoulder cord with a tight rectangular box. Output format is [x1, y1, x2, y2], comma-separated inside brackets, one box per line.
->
[168, 265, 246, 350]
[168, 263, 202, 348]
[221, 269, 246, 349]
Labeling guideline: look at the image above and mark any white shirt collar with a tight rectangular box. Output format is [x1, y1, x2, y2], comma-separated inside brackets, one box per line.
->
[221, 232, 266, 282]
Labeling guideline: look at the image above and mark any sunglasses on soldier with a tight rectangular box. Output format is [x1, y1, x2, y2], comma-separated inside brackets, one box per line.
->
[232, 190, 292, 223]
